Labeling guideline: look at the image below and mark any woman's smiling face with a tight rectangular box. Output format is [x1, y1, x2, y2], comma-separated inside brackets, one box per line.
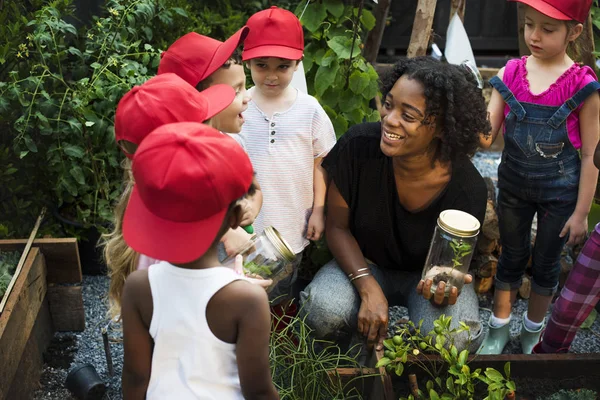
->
[379, 75, 440, 159]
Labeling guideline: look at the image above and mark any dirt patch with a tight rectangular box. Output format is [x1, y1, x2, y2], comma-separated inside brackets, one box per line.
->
[43, 334, 77, 369]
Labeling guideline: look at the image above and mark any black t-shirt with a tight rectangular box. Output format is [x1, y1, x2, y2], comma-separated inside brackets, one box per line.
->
[323, 122, 487, 273]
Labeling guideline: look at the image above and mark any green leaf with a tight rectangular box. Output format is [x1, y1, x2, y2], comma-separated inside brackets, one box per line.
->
[68, 47, 83, 58]
[446, 377, 455, 393]
[314, 62, 339, 97]
[363, 79, 379, 100]
[324, 0, 345, 18]
[394, 362, 404, 377]
[321, 49, 337, 67]
[360, 10, 377, 30]
[327, 36, 361, 60]
[302, 3, 327, 33]
[383, 339, 395, 351]
[70, 166, 85, 185]
[429, 389, 440, 400]
[332, 114, 348, 137]
[375, 357, 392, 368]
[503, 362, 510, 380]
[581, 308, 597, 329]
[171, 7, 188, 17]
[349, 70, 369, 94]
[458, 349, 469, 366]
[484, 368, 505, 383]
[366, 109, 381, 122]
[338, 90, 362, 113]
[19, 151, 29, 159]
[85, 121, 95, 127]
[64, 144, 85, 158]
[507, 380, 516, 391]
[23, 136, 37, 153]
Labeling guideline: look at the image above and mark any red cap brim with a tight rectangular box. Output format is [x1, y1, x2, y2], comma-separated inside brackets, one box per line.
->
[205, 26, 249, 80]
[509, 0, 571, 20]
[198, 84, 236, 120]
[123, 186, 227, 264]
[242, 45, 303, 61]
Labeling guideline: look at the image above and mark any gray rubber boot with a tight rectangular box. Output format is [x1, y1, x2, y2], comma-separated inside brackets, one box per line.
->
[520, 316, 544, 354]
[478, 316, 511, 355]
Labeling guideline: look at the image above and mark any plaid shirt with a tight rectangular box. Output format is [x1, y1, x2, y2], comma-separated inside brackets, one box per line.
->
[539, 224, 600, 352]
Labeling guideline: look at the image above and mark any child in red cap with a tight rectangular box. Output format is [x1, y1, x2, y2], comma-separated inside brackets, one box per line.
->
[158, 28, 264, 257]
[103, 73, 236, 319]
[120, 122, 279, 400]
[479, 0, 599, 354]
[239, 6, 337, 303]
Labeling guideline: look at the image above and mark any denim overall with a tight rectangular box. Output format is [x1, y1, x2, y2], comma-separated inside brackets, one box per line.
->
[490, 76, 600, 296]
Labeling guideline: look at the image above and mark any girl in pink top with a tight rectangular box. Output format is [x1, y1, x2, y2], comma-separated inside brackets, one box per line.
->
[479, 0, 599, 354]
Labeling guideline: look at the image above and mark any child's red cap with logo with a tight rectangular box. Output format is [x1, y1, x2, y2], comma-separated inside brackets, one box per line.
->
[158, 27, 249, 87]
[242, 6, 304, 61]
[509, 0, 592, 23]
[123, 122, 254, 264]
[114, 73, 235, 159]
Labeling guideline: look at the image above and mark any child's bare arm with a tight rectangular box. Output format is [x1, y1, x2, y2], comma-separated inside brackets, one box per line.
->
[234, 283, 279, 399]
[560, 91, 600, 246]
[121, 270, 153, 400]
[307, 157, 327, 240]
[480, 67, 506, 149]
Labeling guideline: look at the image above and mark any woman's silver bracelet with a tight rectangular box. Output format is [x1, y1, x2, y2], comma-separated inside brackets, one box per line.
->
[349, 272, 371, 282]
[347, 267, 369, 279]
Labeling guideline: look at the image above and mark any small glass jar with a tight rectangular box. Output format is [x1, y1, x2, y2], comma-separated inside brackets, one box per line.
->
[223, 226, 295, 284]
[421, 209, 480, 295]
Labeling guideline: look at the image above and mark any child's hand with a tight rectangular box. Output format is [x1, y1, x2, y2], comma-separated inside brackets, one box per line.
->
[306, 207, 325, 241]
[233, 255, 273, 289]
[222, 227, 253, 257]
[559, 213, 588, 247]
[239, 198, 255, 227]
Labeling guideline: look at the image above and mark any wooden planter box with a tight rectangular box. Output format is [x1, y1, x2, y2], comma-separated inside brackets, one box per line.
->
[0, 239, 84, 400]
[376, 350, 600, 399]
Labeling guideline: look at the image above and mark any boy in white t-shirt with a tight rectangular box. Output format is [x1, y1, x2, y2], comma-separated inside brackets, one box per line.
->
[239, 7, 337, 304]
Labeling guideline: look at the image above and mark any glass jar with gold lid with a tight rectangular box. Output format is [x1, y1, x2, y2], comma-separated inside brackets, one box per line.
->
[421, 209, 480, 295]
[223, 226, 295, 290]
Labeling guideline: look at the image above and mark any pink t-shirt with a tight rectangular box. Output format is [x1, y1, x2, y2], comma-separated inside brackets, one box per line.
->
[502, 56, 598, 149]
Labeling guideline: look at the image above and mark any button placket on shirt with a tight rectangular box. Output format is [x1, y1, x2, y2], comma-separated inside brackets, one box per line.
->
[269, 120, 276, 144]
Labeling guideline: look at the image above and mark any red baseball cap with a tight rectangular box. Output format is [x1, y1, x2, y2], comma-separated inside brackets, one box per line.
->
[123, 122, 254, 264]
[158, 27, 249, 87]
[509, 0, 592, 23]
[114, 73, 235, 159]
[242, 6, 304, 61]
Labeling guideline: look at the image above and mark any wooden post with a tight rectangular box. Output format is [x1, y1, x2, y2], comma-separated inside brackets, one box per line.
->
[407, 0, 438, 58]
[450, 0, 466, 22]
[363, 0, 392, 64]
[578, 14, 596, 71]
[516, 5, 531, 56]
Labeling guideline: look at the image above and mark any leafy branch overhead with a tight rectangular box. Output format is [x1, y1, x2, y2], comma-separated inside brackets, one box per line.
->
[299, 0, 380, 137]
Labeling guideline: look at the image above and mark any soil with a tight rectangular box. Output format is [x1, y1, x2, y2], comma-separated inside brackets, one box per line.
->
[43, 334, 78, 369]
[423, 265, 466, 292]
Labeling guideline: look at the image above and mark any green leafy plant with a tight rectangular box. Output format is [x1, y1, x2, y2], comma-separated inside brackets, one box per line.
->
[0, 0, 182, 236]
[0, 250, 21, 299]
[270, 306, 378, 399]
[449, 239, 473, 269]
[243, 260, 272, 277]
[298, 0, 380, 137]
[376, 315, 516, 400]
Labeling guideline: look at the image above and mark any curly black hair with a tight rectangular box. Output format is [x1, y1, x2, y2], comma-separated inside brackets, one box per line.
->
[380, 57, 491, 163]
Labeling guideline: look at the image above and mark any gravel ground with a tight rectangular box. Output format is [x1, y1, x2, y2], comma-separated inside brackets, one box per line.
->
[33, 151, 600, 399]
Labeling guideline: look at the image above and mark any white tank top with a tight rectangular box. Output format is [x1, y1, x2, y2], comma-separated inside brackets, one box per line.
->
[146, 262, 244, 400]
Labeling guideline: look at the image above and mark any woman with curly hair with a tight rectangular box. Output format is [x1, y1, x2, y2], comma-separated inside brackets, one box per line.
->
[300, 57, 491, 353]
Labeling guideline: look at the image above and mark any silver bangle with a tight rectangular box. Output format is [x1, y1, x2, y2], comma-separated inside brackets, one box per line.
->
[348, 267, 369, 279]
[350, 272, 371, 283]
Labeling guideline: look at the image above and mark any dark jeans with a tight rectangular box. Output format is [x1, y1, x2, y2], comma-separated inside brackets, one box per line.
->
[495, 188, 574, 296]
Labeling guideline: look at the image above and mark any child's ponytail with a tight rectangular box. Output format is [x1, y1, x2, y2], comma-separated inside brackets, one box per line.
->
[100, 159, 138, 320]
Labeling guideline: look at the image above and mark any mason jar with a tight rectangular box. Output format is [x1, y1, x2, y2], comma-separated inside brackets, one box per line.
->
[421, 209, 480, 295]
[223, 226, 295, 286]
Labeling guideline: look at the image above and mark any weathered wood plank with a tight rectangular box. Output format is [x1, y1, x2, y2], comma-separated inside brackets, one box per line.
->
[363, 0, 391, 63]
[0, 238, 81, 284]
[0, 248, 47, 399]
[6, 297, 54, 399]
[407, 0, 437, 58]
[47, 285, 85, 332]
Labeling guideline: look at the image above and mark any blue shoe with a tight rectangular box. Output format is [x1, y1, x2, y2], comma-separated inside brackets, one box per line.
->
[520, 317, 544, 354]
[478, 317, 510, 355]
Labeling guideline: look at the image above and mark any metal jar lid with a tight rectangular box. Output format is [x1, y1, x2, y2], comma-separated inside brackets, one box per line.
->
[437, 209, 480, 238]
[264, 226, 296, 262]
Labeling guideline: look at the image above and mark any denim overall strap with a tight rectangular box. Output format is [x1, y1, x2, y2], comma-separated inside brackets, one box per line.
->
[548, 81, 600, 129]
[489, 76, 526, 121]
